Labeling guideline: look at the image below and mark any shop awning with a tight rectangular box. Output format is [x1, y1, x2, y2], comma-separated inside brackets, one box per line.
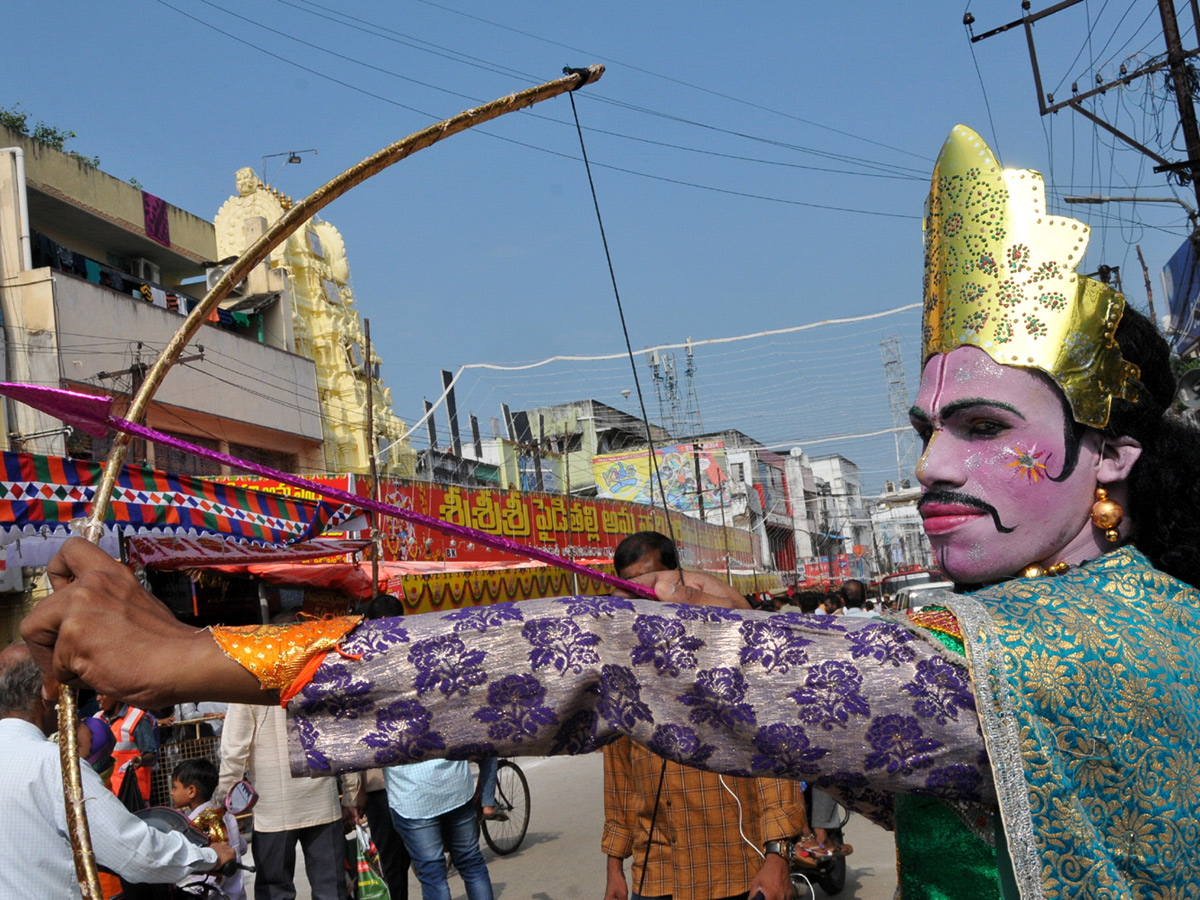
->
[125, 535, 371, 569]
[0, 451, 365, 568]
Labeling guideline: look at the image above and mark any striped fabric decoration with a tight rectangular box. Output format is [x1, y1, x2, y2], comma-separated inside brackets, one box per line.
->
[0, 451, 359, 545]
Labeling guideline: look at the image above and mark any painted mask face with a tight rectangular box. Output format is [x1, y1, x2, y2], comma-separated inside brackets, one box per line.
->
[910, 346, 1098, 584]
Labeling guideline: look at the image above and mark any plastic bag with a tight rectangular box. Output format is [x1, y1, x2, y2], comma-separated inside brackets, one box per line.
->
[353, 823, 391, 900]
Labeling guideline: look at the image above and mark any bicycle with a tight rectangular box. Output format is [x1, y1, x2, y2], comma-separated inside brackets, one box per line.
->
[475, 759, 530, 856]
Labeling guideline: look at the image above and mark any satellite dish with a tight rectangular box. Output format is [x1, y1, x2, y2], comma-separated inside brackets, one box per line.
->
[1178, 368, 1200, 409]
[789, 446, 803, 458]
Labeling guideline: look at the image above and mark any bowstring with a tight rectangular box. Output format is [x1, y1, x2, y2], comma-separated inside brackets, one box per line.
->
[565, 88, 682, 560]
[567, 77, 684, 900]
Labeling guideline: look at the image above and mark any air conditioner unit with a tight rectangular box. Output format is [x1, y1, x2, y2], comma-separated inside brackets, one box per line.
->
[205, 265, 246, 298]
[129, 257, 160, 284]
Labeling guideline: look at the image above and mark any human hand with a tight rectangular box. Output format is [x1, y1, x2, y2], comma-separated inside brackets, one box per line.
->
[342, 806, 360, 829]
[747, 853, 792, 900]
[628, 569, 751, 610]
[209, 841, 236, 873]
[603, 857, 628, 900]
[21, 538, 265, 706]
[354, 787, 368, 819]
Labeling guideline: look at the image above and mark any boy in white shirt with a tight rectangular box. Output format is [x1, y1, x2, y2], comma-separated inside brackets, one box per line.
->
[172, 759, 247, 900]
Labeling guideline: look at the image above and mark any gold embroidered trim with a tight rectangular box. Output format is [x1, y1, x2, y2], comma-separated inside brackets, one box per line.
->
[210, 616, 362, 691]
[907, 606, 963, 642]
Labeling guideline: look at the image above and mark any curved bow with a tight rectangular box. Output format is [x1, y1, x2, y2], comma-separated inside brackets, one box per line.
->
[60, 65, 605, 898]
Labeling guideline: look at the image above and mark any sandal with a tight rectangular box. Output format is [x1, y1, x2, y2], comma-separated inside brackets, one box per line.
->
[797, 834, 834, 860]
[790, 845, 819, 868]
[824, 841, 854, 857]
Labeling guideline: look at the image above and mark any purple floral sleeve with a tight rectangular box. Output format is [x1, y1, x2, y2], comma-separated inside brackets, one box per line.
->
[287, 599, 993, 825]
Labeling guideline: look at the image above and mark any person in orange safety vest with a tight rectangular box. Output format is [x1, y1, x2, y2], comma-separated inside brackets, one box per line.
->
[96, 692, 158, 803]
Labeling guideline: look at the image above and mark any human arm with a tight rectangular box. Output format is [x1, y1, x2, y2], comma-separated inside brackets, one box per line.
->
[745, 778, 808, 900]
[22, 540, 736, 707]
[26, 542, 991, 821]
[341, 771, 363, 825]
[746, 854, 791, 900]
[215, 704, 256, 800]
[604, 854, 629, 900]
[629, 568, 750, 609]
[600, 739, 634, 900]
[22, 539, 268, 706]
[76, 763, 222, 882]
[288, 597, 993, 827]
[130, 713, 158, 769]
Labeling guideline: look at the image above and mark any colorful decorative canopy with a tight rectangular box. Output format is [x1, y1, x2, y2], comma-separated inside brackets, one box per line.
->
[0, 451, 361, 546]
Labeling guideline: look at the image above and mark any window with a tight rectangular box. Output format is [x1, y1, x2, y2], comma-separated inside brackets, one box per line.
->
[230, 443, 297, 474]
[322, 278, 341, 305]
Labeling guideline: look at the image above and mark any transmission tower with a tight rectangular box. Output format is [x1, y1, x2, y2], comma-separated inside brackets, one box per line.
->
[647, 347, 702, 438]
[682, 338, 704, 437]
[880, 336, 919, 488]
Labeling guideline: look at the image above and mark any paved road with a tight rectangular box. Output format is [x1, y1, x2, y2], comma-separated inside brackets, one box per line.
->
[245, 754, 898, 900]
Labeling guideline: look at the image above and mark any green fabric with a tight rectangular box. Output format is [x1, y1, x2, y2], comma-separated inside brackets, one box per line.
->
[895, 794, 1001, 900]
[898, 615, 1001, 899]
[943, 547, 1200, 899]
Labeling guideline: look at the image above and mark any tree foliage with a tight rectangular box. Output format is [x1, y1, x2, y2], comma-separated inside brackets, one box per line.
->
[0, 103, 100, 167]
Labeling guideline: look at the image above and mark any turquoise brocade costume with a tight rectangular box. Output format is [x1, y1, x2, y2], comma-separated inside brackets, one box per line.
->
[906, 547, 1200, 899]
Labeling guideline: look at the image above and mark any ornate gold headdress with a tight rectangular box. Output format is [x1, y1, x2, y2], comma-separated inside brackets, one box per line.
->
[922, 125, 1140, 427]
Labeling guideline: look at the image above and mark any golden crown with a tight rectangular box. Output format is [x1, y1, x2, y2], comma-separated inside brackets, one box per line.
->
[922, 125, 1140, 427]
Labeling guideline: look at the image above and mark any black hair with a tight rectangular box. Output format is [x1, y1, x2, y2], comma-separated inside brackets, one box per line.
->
[840, 579, 866, 608]
[173, 758, 218, 801]
[362, 593, 404, 620]
[1101, 305, 1200, 587]
[613, 531, 679, 578]
[795, 591, 825, 614]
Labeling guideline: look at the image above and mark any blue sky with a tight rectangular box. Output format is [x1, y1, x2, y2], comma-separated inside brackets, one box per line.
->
[4, 1, 1195, 490]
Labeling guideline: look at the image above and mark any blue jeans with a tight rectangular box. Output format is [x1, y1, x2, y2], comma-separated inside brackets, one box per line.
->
[476, 758, 498, 809]
[392, 800, 494, 900]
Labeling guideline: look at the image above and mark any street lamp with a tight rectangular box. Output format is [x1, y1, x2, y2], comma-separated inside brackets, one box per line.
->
[260, 149, 318, 186]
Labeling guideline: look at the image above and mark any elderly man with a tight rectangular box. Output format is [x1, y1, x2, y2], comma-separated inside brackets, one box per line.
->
[0, 643, 234, 898]
[23, 126, 1200, 899]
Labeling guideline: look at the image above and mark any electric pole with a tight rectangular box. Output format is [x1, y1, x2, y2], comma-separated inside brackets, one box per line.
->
[968, 1, 1200, 206]
[366, 318, 379, 598]
[1160, 0, 1200, 211]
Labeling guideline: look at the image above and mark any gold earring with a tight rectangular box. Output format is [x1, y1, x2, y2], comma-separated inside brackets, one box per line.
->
[1091, 486, 1123, 543]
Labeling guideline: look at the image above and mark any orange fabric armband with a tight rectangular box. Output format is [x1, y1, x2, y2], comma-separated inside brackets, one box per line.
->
[211, 616, 362, 699]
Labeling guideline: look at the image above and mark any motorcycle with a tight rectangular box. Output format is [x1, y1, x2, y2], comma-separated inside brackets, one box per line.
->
[789, 793, 852, 898]
[116, 780, 258, 899]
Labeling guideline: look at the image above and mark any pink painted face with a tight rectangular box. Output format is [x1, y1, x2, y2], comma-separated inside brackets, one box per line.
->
[911, 346, 1099, 585]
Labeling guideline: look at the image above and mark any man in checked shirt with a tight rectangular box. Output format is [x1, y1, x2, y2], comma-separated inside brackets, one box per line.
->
[601, 532, 811, 900]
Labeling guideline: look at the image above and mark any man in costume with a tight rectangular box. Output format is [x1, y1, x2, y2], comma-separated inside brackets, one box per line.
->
[22, 126, 1200, 899]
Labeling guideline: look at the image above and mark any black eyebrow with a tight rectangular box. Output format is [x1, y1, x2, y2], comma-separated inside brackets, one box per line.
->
[940, 398, 1025, 420]
[908, 405, 930, 424]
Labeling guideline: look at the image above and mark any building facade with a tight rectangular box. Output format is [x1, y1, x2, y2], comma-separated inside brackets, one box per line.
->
[0, 126, 326, 475]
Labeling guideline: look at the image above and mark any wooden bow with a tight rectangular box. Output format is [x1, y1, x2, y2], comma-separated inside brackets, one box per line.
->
[61, 65, 605, 897]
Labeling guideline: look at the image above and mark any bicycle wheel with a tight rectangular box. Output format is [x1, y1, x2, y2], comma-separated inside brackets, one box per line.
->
[481, 759, 530, 855]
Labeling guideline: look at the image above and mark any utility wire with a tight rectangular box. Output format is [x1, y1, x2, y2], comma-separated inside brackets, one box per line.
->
[410, 0, 934, 162]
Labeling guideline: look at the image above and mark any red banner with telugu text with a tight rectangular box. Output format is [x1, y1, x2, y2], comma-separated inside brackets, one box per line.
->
[216, 475, 760, 571]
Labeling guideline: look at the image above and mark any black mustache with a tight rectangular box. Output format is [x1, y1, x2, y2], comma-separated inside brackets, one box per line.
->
[918, 490, 1016, 534]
